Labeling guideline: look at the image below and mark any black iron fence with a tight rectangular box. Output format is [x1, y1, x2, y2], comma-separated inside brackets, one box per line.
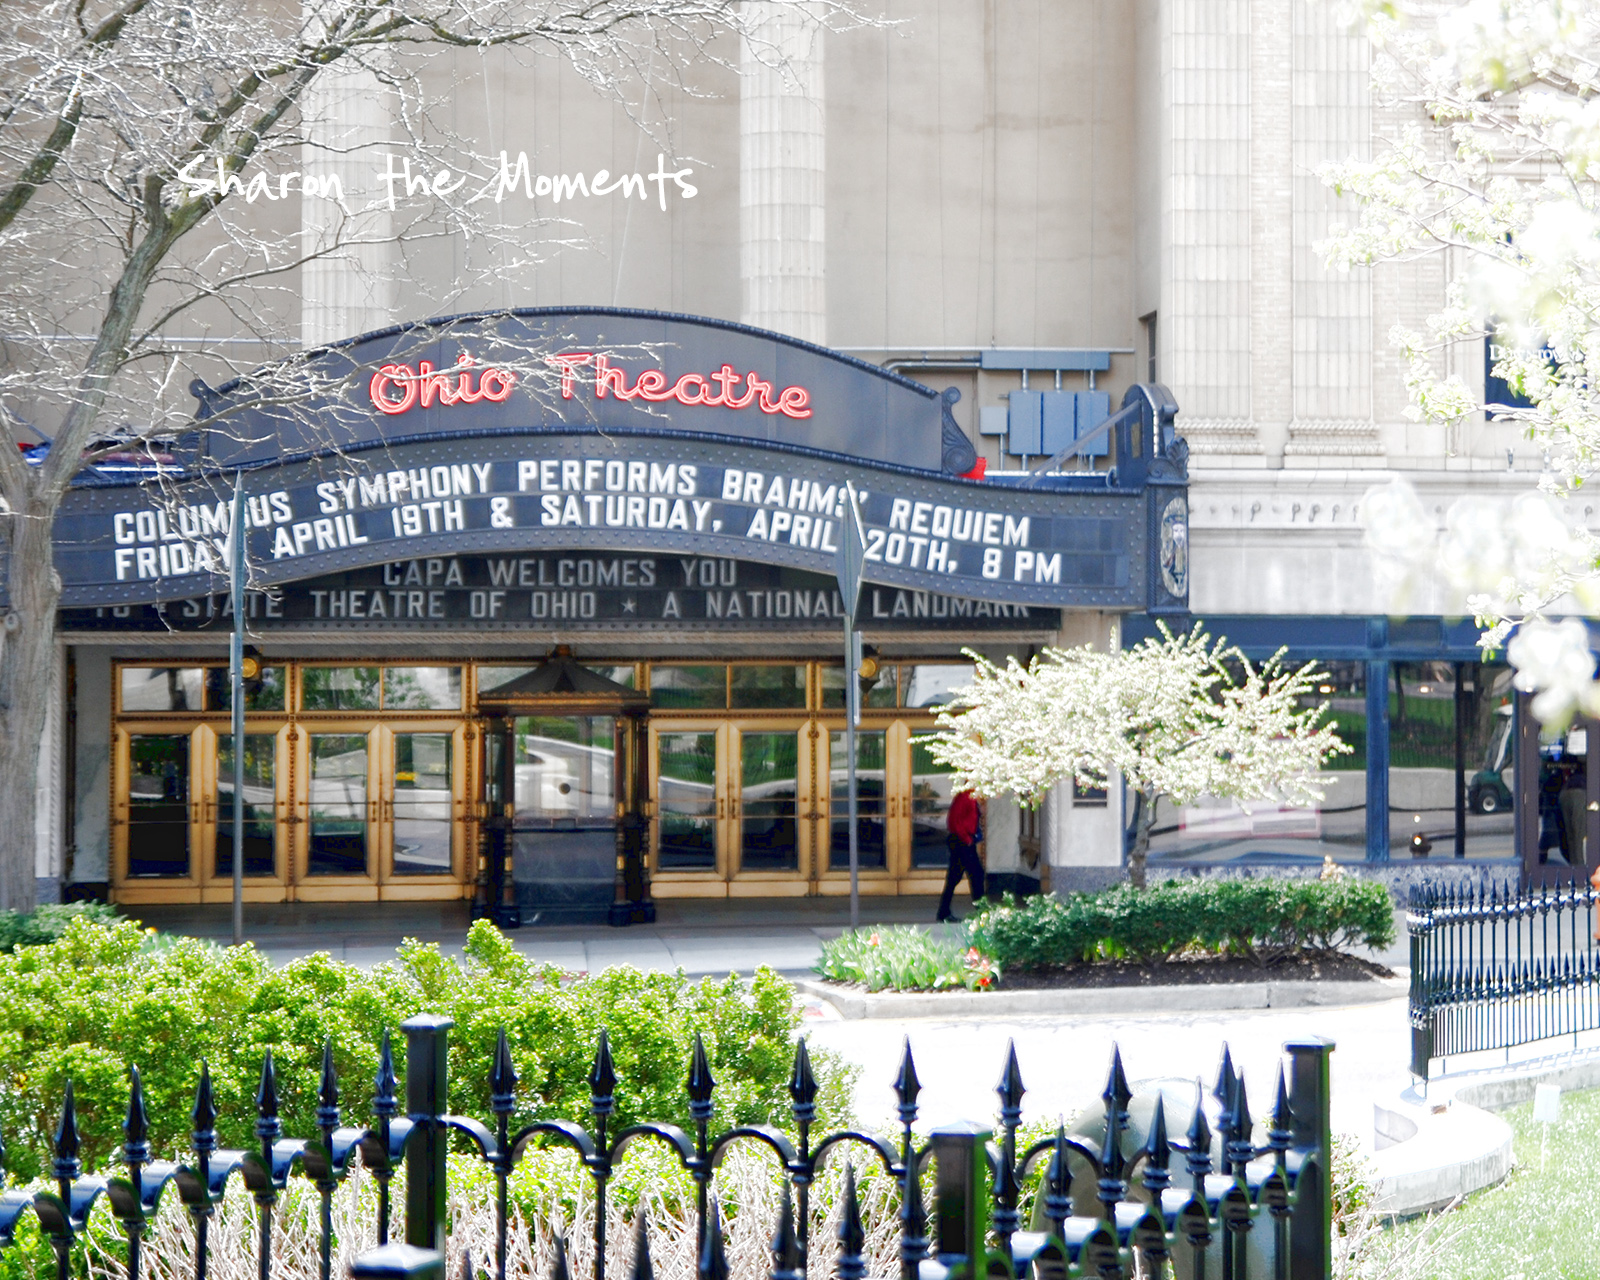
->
[1409, 879, 1600, 1079]
[0, 1016, 1335, 1280]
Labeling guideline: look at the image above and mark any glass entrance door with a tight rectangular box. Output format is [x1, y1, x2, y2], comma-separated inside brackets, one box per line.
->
[119, 730, 196, 888]
[196, 729, 290, 902]
[294, 724, 469, 901]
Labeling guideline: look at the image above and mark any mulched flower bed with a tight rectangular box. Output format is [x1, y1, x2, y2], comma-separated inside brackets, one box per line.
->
[992, 951, 1394, 990]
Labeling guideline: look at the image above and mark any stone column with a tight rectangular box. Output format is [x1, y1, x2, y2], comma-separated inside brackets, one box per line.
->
[739, 2, 826, 344]
[300, 57, 398, 349]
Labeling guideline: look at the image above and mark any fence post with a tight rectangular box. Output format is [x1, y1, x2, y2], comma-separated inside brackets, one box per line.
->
[403, 1014, 453, 1254]
[929, 1121, 990, 1275]
[349, 1243, 445, 1280]
[1284, 1037, 1334, 1280]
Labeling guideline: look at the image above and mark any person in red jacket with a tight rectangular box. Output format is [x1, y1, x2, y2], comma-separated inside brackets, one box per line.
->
[938, 788, 985, 922]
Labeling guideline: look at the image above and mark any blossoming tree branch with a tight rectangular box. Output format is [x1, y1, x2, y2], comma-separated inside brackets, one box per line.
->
[920, 626, 1350, 889]
[1322, 0, 1600, 724]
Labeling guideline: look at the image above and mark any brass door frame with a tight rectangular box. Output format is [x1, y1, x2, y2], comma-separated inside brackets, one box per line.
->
[111, 722, 204, 904]
[648, 720, 732, 895]
[196, 721, 293, 904]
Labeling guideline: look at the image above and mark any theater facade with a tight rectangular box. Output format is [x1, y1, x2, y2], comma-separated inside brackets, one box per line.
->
[52, 309, 1185, 920]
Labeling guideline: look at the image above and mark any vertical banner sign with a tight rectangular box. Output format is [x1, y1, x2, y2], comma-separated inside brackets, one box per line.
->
[837, 482, 869, 930]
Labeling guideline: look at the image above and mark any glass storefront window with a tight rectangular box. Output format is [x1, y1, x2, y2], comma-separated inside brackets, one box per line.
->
[818, 663, 898, 710]
[739, 731, 799, 870]
[1146, 659, 1367, 867]
[650, 665, 727, 709]
[206, 667, 286, 712]
[121, 667, 204, 712]
[730, 665, 807, 709]
[512, 716, 615, 823]
[479, 664, 636, 693]
[301, 667, 381, 711]
[903, 664, 974, 709]
[392, 732, 454, 875]
[384, 667, 462, 710]
[1389, 661, 1455, 856]
[1463, 663, 1516, 860]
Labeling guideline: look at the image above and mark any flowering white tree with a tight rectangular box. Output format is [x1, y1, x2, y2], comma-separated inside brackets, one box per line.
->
[1321, 0, 1600, 727]
[920, 626, 1350, 890]
[0, 0, 879, 910]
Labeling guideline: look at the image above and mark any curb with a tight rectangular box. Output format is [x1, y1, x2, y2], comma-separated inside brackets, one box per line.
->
[793, 975, 1407, 1020]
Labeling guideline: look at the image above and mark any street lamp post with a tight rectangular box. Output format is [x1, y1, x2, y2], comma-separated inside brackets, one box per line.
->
[230, 478, 246, 947]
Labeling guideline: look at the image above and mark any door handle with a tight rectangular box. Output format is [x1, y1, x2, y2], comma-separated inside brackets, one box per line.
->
[718, 798, 725, 819]
[368, 800, 379, 824]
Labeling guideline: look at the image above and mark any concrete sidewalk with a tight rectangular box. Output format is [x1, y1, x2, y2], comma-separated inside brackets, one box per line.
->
[125, 898, 1412, 976]
[125, 896, 951, 975]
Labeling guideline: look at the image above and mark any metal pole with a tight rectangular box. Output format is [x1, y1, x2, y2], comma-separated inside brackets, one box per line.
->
[230, 478, 246, 948]
[845, 618, 860, 932]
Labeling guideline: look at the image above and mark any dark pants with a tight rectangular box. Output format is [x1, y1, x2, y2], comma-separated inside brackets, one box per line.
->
[937, 836, 985, 921]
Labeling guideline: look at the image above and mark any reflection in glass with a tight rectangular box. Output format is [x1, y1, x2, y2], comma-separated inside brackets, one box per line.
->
[741, 732, 799, 871]
[730, 665, 807, 709]
[206, 667, 286, 712]
[1390, 661, 1457, 857]
[121, 667, 204, 712]
[128, 734, 190, 877]
[1464, 664, 1516, 860]
[513, 717, 615, 823]
[392, 733, 454, 875]
[657, 732, 717, 870]
[819, 664, 898, 711]
[216, 733, 276, 878]
[384, 667, 462, 710]
[910, 738, 958, 868]
[301, 667, 380, 711]
[308, 734, 368, 875]
[1539, 719, 1588, 867]
[903, 665, 974, 709]
[830, 730, 886, 870]
[1146, 660, 1368, 866]
[650, 665, 727, 709]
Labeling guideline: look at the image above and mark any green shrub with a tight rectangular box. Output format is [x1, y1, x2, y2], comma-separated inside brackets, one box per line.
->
[0, 901, 121, 952]
[0, 916, 855, 1183]
[814, 925, 999, 992]
[967, 877, 1395, 972]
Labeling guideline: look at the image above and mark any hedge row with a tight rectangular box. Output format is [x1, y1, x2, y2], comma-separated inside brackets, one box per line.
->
[0, 916, 854, 1182]
[967, 876, 1396, 971]
[0, 901, 120, 953]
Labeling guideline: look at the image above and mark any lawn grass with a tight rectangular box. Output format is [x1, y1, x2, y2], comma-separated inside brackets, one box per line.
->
[1374, 1086, 1600, 1278]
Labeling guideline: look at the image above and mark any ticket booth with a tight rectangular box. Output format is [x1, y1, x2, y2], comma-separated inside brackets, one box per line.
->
[475, 650, 652, 926]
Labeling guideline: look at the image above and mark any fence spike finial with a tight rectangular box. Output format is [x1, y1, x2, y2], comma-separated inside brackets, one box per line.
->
[894, 1037, 921, 1124]
[1103, 1044, 1131, 1130]
[193, 1060, 218, 1144]
[1269, 1064, 1292, 1164]
[699, 1194, 730, 1280]
[318, 1039, 341, 1136]
[770, 1193, 801, 1280]
[590, 1029, 617, 1117]
[491, 1029, 519, 1115]
[687, 1034, 716, 1119]
[1227, 1072, 1255, 1170]
[789, 1037, 818, 1122]
[54, 1078, 81, 1186]
[374, 1030, 398, 1118]
[551, 1234, 570, 1280]
[630, 1208, 654, 1280]
[997, 1039, 1026, 1121]
[125, 1064, 150, 1157]
[1185, 1080, 1212, 1194]
[836, 1164, 866, 1280]
[1044, 1126, 1072, 1230]
[256, 1049, 282, 1148]
[1213, 1044, 1236, 1111]
[1143, 1093, 1171, 1196]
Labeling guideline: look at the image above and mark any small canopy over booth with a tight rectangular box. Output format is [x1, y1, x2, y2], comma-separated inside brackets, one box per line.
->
[475, 649, 652, 926]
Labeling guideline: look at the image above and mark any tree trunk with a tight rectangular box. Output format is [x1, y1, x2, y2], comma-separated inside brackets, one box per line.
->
[1127, 787, 1158, 891]
[0, 495, 62, 911]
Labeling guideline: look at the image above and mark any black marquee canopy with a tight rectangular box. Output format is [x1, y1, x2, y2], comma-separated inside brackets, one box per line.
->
[46, 308, 1190, 626]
